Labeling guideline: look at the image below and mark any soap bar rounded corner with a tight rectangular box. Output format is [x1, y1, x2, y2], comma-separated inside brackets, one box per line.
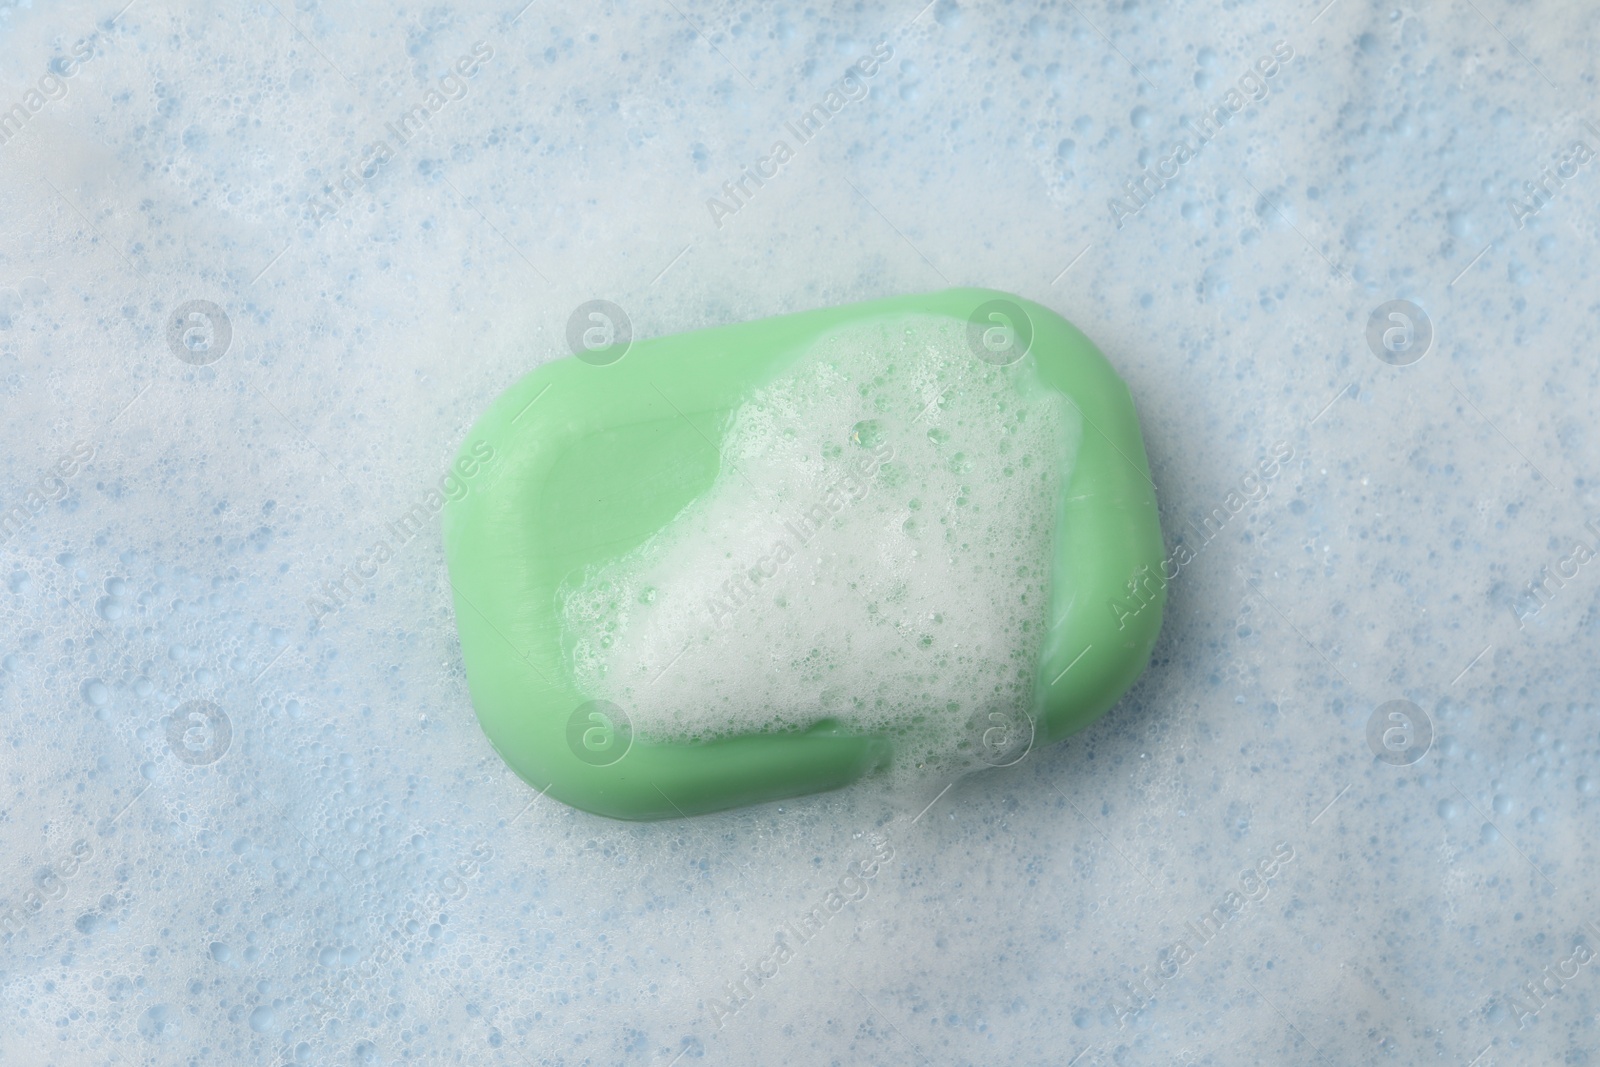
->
[443, 288, 1165, 820]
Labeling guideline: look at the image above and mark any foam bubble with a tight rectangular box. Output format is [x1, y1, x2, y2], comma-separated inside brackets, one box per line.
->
[559, 313, 1082, 781]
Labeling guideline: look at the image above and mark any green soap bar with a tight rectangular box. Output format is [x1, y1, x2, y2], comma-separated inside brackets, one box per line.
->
[443, 288, 1164, 820]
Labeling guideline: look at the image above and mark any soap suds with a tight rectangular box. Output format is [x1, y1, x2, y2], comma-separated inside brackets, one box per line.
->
[2, 2, 1596, 1064]
[559, 313, 1081, 778]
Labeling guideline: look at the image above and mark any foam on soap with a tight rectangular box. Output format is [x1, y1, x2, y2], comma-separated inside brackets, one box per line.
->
[558, 313, 1082, 780]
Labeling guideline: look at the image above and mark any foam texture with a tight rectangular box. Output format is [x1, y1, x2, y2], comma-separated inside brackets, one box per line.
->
[560, 313, 1079, 777]
[2, 0, 1599, 1064]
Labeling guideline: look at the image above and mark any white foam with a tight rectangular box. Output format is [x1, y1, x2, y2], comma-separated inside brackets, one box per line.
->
[559, 313, 1082, 779]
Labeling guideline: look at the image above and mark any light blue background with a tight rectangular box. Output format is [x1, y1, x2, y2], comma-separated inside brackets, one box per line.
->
[1, 0, 1597, 1064]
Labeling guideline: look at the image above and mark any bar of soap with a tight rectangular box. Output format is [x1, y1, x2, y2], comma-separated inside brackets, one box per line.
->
[443, 289, 1164, 820]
